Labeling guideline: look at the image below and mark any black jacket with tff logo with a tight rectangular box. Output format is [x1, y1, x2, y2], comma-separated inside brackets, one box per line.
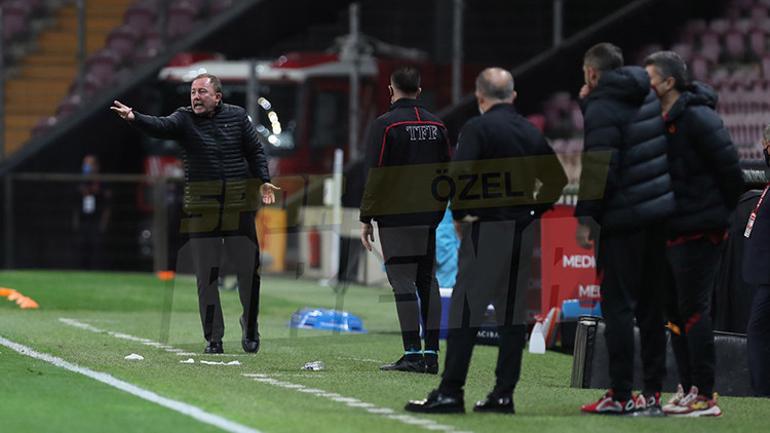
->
[359, 98, 451, 227]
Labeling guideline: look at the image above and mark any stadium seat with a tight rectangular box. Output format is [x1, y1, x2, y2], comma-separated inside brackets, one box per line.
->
[671, 42, 693, 62]
[133, 30, 164, 63]
[724, 30, 747, 61]
[123, 1, 157, 35]
[209, 0, 234, 15]
[1, 1, 31, 42]
[56, 93, 83, 118]
[749, 28, 766, 58]
[167, 0, 199, 38]
[709, 18, 732, 36]
[85, 49, 121, 85]
[106, 25, 141, 62]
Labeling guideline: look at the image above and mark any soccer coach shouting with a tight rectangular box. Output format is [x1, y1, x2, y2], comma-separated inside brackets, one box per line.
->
[111, 73, 280, 354]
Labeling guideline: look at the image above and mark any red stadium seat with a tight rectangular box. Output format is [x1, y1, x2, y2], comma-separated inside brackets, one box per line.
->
[167, 1, 199, 38]
[106, 25, 140, 62]
[209, 0, 234, 15]
[124, 2, 157, 35]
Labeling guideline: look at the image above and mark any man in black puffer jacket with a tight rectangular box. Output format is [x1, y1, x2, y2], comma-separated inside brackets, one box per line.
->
[645, 51, 744, 417]
[577, 43, 675, 416]
[111, 74, 280, 355]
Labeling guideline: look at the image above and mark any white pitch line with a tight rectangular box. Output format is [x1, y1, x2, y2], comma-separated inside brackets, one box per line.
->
[243, 373, 472, 433]
[59, 318, 250, 357]
[0, 335, 262, 433]
[337, 356, 384, 363]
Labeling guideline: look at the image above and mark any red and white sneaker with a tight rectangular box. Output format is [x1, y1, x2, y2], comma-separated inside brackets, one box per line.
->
[581, 390, 644, 415]
[633, 392, 665, 417]
[674, 387, 722, 418]
[662, 384, 687, 414]
[667, 387, 722, 418]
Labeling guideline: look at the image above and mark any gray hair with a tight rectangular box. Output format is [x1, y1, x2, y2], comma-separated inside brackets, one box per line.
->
[644, 51, 689, 92]
[475, 68, 515, 101]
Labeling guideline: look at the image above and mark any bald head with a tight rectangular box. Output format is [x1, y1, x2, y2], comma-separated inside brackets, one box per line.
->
[475, 68, 515, 101]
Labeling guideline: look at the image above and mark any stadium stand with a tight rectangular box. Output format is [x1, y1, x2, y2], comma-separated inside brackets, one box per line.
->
[532, 0, 770, 185]
[5, 0, 244, 157]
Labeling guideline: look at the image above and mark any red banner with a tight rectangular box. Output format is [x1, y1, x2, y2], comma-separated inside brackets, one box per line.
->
[539, 205, 601, 316]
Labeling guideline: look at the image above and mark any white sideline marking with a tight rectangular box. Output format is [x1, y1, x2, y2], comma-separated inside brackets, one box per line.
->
[0, 335, 263, 433]
[58, 319, 470, 432]
[337, 356, 384, 363]
[243, 373, 472, 433]
[59, 318, 253, 358]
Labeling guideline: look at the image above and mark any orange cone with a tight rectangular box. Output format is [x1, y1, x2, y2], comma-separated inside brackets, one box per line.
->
[19, 298, 39, 309]
[0, 288, 16, 297]
[156, 270, 176, 281]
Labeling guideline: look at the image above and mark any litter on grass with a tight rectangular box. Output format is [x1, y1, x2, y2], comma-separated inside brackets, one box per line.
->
[199, 360, 241, 366]
[124, 353, 144, 360]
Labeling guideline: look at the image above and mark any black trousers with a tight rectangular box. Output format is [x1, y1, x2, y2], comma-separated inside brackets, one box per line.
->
[180, 210, 262, 343]
[597, 227, 668, 400]
[665, 237, 721, 396]
[748, 284, 770, 396]
[439, 220, 531, 397]
[379, 225, 441, 353]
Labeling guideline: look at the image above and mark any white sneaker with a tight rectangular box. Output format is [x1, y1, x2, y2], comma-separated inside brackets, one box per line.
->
[663, 385, 697, 415]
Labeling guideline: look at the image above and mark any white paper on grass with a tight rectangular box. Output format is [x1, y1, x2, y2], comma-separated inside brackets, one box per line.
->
[199, 360, 241, 366]
[179, 358, 195, 364]
[528, 322, 546, 354]
[124, 353, 144, 360]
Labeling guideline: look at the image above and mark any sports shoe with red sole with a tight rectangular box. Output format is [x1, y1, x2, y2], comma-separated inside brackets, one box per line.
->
[581, 390, 644, 415]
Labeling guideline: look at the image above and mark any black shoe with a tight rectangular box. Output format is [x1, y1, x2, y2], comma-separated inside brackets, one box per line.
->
[405, 389, 465, 414]
[380, 355, 425, 373]
[204, 341, 223, 354]
[242, 337, 260, 353]
[240, 316, 260, 354]
[474, 393, 515, 414]
[424, 354, 439, 375]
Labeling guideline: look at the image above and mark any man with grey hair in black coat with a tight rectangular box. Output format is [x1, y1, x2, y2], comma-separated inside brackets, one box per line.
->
[405, 67, 567, 415]
[577, 43, 676, 416]
[111, 73, 280, 355]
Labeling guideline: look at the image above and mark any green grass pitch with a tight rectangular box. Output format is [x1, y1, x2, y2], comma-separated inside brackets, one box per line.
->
[1, 270, 768, 433]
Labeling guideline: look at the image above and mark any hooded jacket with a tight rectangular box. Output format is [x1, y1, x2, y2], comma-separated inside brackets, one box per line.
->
[663, 82, 744, 236]
[576, 66, 675, 232]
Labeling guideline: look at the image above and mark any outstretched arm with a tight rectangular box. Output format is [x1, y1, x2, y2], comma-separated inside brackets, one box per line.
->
[111, 100, 184, 140]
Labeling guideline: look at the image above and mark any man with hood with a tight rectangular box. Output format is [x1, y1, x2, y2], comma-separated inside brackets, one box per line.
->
[645, 51, 744, 417]
[577, 43, 675, 416]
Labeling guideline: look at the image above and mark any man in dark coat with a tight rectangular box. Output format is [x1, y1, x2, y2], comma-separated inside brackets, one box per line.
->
[359, 66, 451, 374]
[744, 138, 770, 397]
[577, 43, 675, 416]
[645, 51, 744, 416]
[405, 67, 567, 414]
[111, 73, 280, 354]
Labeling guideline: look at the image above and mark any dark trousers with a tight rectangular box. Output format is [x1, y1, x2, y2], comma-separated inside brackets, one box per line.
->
[665, 237, 721, 396]
[748, 284, 770, 396]
[379, 225, 441, 353]
[338, 236, 363, 283]
[598, 228, 668, 400]
[439, 220, 531, 397]
[181, 210, 261, 343]
[79, 217, 102, 269]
